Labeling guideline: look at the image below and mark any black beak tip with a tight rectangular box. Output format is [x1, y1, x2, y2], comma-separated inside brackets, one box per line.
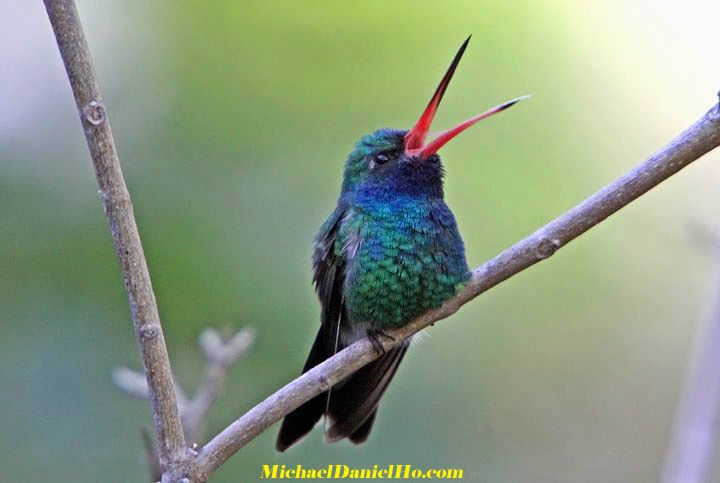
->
[500, 94, 532, 111]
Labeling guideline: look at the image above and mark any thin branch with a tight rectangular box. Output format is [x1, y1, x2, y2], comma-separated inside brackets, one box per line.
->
[113, 327, 256, 446]
[184, 327, 256, 444]
[192, 103, 720, 479]
[662, 227, 720, 483]
[42, 0, 187, 477]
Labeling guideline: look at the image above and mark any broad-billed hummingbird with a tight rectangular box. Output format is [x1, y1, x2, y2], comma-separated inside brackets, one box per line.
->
[276, 37, 526, 451]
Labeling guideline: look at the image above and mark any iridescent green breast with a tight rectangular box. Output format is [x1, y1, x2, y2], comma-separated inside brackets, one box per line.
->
[338, 198, 470, 328]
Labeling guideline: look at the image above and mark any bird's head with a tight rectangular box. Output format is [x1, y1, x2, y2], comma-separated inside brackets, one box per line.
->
[340, 36, 527, 202]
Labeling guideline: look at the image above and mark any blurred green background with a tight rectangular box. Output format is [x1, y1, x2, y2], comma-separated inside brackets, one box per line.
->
[2, 1, 720, 481]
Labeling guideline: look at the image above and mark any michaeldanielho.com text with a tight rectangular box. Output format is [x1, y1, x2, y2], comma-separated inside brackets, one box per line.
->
[261, 464, 463, 479]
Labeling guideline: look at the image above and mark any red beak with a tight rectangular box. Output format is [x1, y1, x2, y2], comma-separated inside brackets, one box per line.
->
[404, 36, 529, 159]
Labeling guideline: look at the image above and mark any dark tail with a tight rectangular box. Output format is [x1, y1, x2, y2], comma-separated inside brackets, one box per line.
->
[275, 330, 329, 452]
[276, 332, 410, 451]
[326, 341, 409, 442]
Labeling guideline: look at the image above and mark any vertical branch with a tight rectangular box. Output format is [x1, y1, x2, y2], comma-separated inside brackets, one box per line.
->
[42, 0, 187, 475]
[662, 235, 720, 483]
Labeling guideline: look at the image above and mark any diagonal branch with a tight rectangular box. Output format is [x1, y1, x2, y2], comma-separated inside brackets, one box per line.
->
[42, 0, 188, 478]
[192, 102, 720, 479]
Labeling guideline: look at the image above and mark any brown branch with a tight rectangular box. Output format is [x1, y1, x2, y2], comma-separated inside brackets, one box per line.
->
[42, 0, 188, 479]
[190, 102, 720, 480]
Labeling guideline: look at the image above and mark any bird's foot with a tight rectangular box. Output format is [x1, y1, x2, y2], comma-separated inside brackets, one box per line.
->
[367, 328, 395, 355]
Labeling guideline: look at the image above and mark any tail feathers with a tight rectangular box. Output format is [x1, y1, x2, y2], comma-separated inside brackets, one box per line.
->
[326, 341, 409, 443]
[275, 392, 327, 452]
[347, 409, 377, 444]
[275, 331, 329, 452]
[276, 331, 410, 451]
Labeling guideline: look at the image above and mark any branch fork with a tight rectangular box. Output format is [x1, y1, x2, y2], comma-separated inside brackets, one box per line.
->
[113, 328, 255, 480]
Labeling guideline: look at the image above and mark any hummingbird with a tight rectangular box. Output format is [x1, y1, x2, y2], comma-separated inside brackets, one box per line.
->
[276, 36, 526, 451]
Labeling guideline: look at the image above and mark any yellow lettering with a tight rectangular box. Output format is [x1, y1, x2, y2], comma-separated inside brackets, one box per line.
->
[260, 464, 277, 479]
[335, 464, 350, 478]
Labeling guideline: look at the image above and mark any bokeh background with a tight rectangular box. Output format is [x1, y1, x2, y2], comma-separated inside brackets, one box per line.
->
[2, 1, 720, 482]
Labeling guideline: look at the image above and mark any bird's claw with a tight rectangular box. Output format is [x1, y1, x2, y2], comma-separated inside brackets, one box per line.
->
[367, 328, 395, 355]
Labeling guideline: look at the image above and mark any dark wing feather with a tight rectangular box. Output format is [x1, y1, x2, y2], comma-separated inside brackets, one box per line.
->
[312, 206, 347, 348]
[276, 206, 347, 452]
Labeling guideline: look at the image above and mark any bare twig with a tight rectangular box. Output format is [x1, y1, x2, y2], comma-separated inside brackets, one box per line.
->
[191, 103, 720, 479]
[42, 0, 187, 479]
[113, 327, 255, 445]
[184, 327, 256, 444]
[662, 227, 720, 483]
[115, 328, 254, 481]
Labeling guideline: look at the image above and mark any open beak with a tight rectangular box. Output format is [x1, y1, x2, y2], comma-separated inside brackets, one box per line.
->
[404, 36, 529, 159]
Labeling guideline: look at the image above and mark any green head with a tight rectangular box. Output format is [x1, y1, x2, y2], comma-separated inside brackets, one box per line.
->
[340, 128, 446, 199]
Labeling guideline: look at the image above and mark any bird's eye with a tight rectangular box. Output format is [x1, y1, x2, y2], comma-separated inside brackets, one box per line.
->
[373, 153, 390, 165]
